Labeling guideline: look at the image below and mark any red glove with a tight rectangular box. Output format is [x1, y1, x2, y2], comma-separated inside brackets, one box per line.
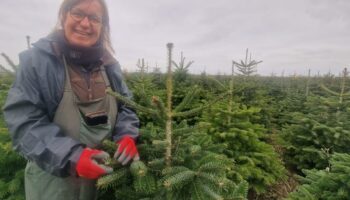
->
[114, 136, 140, 165]
[76, 148, 113, 179]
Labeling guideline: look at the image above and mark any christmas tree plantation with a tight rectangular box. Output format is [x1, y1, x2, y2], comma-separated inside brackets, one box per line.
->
[281, 69, 350, 171]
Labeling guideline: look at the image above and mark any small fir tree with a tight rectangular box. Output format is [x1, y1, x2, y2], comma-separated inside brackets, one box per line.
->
[172, 51, 194, 84]
[233, 49, 262, 78]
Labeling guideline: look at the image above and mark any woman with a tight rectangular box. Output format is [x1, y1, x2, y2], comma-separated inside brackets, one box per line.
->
[3, 0, 140, 199]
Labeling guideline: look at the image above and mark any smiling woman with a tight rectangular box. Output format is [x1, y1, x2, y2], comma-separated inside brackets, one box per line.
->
[63, 0, 103, 47]
[57, 0, 113, 52]
[3, 0, 140, 200]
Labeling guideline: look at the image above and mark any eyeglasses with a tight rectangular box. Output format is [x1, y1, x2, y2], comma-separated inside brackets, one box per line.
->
[69, 9, 103, 25]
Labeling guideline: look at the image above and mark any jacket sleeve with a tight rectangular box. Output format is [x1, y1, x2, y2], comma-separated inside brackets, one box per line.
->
[106, 62, 140, 142]
[3, 50, 84, 177]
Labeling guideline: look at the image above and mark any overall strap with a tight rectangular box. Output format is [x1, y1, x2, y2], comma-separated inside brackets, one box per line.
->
[62, 55, 73, 91]
[99, 65, 111, 89]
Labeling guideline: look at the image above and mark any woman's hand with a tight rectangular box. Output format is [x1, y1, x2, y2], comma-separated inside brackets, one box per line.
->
[114, 136, 140, 165]
[76, 148, 113, 179]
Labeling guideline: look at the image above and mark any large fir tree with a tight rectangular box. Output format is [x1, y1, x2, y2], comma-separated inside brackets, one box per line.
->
[97, 43, 248, 200]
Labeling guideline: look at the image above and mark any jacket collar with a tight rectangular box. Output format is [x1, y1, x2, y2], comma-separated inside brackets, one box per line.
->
[32, 31, 118, 66]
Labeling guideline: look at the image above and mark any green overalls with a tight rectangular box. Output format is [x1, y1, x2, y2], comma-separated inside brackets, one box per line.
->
[24, 56, 117, 200]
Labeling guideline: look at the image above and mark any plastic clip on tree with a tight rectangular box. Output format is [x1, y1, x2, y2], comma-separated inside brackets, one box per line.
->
[100, 43, 248, 200]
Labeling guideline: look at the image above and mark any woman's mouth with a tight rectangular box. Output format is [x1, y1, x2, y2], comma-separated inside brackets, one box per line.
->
[75, 30, 91, 37]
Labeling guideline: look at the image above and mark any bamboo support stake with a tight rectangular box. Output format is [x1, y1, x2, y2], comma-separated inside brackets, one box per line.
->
[165, 43, 174, 167]
[228, 62, 234, 124]
[339, 68, 347, 104]
[306, 69, 311, 97]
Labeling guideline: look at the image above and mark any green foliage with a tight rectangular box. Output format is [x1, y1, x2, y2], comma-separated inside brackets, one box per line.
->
[3, 58, 350, 199]
[99, 117, 249, 199]
[102, 44, 248, 199]
[203, 100, 286, 194]
[281, 94, 350, 170]
[98, 151, 248, 199]
[287, 153, 350, 200]
[0, 84, 26, 200]
[271, 88, 306, 127]
[0, 75, 14, 89]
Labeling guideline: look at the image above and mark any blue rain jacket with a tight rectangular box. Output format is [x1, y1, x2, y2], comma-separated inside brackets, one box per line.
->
[3, 34, 139, 177]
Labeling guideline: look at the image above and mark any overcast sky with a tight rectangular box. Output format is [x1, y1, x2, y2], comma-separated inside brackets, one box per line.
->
[0, 0, 349, 76]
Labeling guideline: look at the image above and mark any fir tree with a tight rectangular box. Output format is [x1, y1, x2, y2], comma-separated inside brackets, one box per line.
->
[172, 51, 194, 84]
[195, 61, 285, 195]
[233, 49, 262, 78]
[287, 153, 350, 200]
[202, 99, 286, 194]
[100, 43, 248, 199]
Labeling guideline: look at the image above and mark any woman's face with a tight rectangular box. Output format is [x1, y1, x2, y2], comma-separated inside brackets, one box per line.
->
[63, 0, 103, 48]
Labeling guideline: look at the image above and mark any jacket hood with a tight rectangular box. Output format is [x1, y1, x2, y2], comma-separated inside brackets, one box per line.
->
[32, 32, 59, 57]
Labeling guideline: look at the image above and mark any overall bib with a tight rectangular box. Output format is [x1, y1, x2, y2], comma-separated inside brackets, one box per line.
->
[25, 57, 117, 200]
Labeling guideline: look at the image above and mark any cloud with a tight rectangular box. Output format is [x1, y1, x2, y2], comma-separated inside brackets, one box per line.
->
[0, 0, 349, 75]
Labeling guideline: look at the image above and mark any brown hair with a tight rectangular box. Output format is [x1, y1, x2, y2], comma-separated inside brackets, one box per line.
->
[55, 0, 114, 53]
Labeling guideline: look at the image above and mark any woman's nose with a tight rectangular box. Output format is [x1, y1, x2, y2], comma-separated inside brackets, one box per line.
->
[79, 16, 91, 27]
